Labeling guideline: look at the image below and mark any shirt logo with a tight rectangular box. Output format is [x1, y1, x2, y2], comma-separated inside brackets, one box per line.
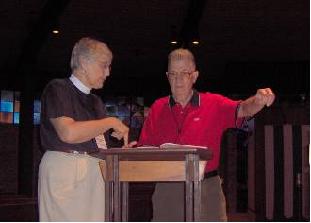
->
[193, 117, 200, 121]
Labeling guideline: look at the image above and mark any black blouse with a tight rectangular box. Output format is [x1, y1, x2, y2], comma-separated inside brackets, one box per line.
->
[40, 78, 108, 152]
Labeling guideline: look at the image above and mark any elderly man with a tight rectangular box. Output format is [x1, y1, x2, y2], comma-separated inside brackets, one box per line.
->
[38, 37, 130, 221]
[138, 48, 275, 221]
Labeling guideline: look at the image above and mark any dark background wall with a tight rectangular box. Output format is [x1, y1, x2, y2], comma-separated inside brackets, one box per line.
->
[0, 0, 309, 100]
[0, 0, 309, 221]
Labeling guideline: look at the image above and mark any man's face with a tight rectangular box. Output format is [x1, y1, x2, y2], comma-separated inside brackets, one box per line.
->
[83, 55, 111, 89]
[167, 59, 198, 100]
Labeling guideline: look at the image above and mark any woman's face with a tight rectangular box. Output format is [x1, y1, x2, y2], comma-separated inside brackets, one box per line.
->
[83, 55, 112, 89]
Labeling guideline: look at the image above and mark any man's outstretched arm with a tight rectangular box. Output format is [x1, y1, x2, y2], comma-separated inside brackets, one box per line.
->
[238, 88, 275, 118]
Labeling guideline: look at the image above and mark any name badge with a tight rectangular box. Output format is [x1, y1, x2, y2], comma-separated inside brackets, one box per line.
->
[95, 134, 107, 149]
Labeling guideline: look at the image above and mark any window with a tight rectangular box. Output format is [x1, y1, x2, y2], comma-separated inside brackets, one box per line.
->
[0, 90, 143, 128]
[0, 90, 41, 125]
[33, 100, 41, 125]
[104, 97, 144, 129]
[0, 90, 15, 124]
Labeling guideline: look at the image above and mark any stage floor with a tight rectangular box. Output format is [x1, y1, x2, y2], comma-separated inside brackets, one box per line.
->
[0, 195, 255, 222]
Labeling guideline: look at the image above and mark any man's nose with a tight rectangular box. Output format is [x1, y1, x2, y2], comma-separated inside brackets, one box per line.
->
[175, 76, 184, 83]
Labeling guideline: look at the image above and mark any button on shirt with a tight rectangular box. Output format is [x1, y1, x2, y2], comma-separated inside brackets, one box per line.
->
[138, 91, 242, 172]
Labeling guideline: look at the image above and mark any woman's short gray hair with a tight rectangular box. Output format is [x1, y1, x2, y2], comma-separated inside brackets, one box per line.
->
[70, 37, 112, 70]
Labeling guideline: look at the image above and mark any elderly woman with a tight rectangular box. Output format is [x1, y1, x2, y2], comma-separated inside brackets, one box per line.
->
[38, 37, 129, 221]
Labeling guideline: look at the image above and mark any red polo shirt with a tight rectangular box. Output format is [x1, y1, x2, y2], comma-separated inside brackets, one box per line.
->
[138, 91, 242, 172]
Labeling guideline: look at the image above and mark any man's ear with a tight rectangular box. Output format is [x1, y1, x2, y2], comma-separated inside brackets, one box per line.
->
[165, 72, 169, 81]
[79, 56, 88, 73]
[192, 71, 199, 83]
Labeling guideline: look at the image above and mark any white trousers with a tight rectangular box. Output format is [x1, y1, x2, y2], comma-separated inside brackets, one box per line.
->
[38, 151, 105, 221]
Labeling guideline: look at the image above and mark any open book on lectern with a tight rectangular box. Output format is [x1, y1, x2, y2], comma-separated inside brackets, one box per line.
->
[137, 143, 207, 150]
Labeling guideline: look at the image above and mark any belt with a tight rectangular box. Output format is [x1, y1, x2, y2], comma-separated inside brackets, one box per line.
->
[59, 149, 99, 155]
[204, 170, 219, 179]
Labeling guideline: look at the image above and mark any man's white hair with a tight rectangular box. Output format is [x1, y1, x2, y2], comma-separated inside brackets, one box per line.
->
[168, 48, 196, 70]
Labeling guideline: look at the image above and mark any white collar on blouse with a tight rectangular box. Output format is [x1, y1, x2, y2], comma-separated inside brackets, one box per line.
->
[69, 74, 91, 94]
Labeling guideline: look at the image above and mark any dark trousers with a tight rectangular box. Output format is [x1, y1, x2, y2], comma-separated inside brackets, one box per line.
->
[152, 176, 227, 221]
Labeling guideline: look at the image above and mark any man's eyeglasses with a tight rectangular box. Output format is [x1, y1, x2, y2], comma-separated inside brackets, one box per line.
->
[166, 71, 195, 81]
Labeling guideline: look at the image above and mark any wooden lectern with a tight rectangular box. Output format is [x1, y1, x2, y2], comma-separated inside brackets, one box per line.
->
[92, 147, 213, 222]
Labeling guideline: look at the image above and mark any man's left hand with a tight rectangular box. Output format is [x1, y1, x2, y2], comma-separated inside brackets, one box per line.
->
[254, 88, 275, 107]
